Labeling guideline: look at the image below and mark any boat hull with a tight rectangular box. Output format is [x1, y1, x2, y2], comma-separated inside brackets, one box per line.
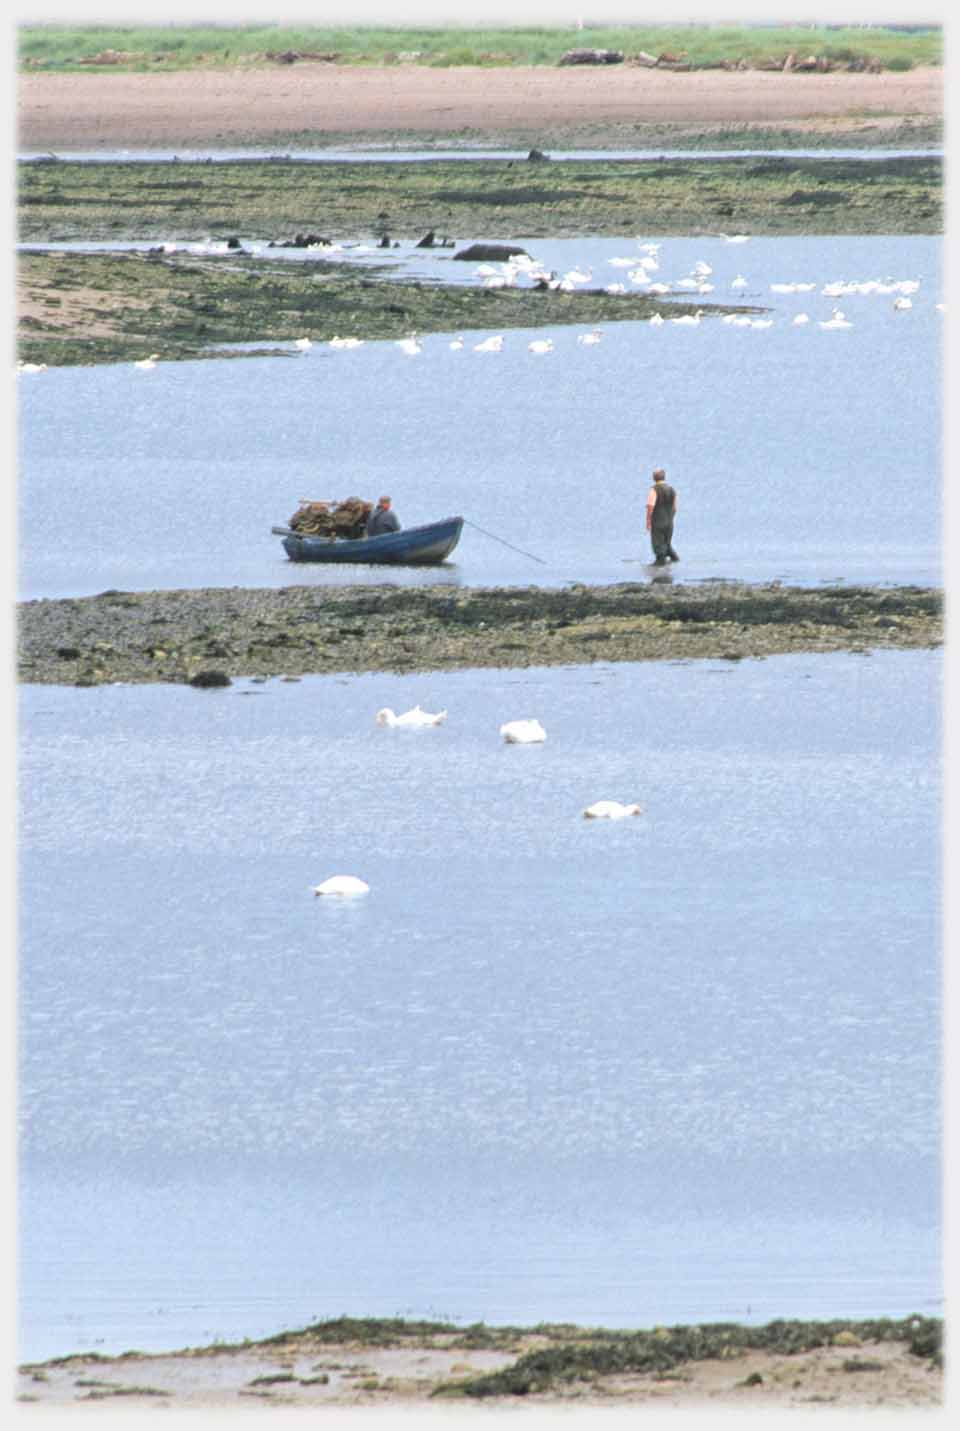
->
[278, 516, 464, 565]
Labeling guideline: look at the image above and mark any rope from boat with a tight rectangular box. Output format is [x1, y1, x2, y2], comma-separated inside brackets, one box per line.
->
[463, 519, 548, 565]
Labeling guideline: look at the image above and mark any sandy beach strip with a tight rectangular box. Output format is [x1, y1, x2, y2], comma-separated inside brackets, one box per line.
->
[18, 64, 943, 151]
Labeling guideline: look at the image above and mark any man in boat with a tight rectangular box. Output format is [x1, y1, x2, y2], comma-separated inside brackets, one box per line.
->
[646, 468, 679, 565]
[366, 495, 401, 538]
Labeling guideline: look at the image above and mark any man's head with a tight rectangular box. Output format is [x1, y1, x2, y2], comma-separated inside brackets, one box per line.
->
[377, 495, 392, 508]
[652, 469, 666, 483]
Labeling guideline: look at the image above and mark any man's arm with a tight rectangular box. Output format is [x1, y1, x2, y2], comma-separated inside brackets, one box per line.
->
[645, 488, 656, 531]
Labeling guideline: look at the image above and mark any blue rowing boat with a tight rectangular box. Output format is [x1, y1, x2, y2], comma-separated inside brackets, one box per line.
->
[273, 515, 464, 565]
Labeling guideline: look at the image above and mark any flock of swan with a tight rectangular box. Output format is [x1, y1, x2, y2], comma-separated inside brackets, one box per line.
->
[16, 233, 939, 377]
[313, 705, 640, 895]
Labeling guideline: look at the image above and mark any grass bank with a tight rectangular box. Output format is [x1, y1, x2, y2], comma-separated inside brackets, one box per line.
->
[19, 23, 942, 73]
[17, 583, 943, 687]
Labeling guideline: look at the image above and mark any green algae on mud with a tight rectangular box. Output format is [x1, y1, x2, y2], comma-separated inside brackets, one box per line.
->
[16, 247, 698, 367]
[19, 155, 942, 245]
[17, 582, 943, 687]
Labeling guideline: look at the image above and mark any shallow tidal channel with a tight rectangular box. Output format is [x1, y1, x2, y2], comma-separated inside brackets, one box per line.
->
[19, 647, 942, 1359]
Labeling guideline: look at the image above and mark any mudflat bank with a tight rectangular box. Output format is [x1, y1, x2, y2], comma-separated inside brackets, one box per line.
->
[17, 1314, 943, 1410]
[17, 582, 943, 687]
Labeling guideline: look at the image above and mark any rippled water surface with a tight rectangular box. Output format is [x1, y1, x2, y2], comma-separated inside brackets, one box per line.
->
[19, 648, 941, 1360]
[19, 234, 941, 598]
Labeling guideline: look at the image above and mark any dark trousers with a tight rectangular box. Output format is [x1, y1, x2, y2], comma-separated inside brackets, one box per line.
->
[651, 521, 678, 563]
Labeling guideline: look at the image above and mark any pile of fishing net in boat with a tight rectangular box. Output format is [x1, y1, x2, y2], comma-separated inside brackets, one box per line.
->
[288, 497, 373, 540]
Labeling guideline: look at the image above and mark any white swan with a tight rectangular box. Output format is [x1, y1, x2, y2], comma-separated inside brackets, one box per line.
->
[396, 333, 422, 355]
[17, 361, 47, 373]
[329, 336, 364, 349]
[134, 354, 159, 370]
[720, 233, 751, 243]
[792, 313, 810, 325]
[449, 335, 465, 350]
[646, 282, 670, 295]
[528, 338, 553, 354]
[500, 719, 546, 744]
[819, 310, 853, 330]
[669, 310, 704, 326]
[583, 800, 643, 820]
[313, 875, 370, 897]
[294, 337, 312, 350]
[376, 705, 448, 728]
[577, 329, 603, 345]
[606, 283, 627, 295]
[474, 334, 504, 352]
[749, 318, 774, 329]
[731, 275, 748, 290]
[649, 312, 665, 326]
[563, 267, 592, 285]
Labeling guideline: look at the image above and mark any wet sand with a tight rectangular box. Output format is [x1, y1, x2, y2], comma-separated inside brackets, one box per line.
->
[18, 63, 943, 152]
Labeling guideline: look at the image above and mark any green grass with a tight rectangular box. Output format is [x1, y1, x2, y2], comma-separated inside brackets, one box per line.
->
[18, 23, 942, 73]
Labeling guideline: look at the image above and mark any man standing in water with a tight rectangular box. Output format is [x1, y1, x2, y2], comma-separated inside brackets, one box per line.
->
[366, 495, 401, 537]
[646, 468, 679, 565]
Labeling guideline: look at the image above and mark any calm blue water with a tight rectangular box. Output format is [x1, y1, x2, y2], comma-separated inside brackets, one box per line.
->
[18, 234, 941, 598]
[18, 648, 942, 1361]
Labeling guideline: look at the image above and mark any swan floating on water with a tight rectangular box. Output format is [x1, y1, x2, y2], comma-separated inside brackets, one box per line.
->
[474, 334, 504, 352]
[500, 719, 546, 744]
[577, 330, 603, 345]
[528, 338, 553, 354]
[449, 335, 465, 350]
[294, 337, 312, 350]
[313, 875, 370, 897]
[134, 354, 160, 370]
[792, 313, 810, 325]
[583, 800, 643, 819]
[376, 705, 448, 728]
[819, 310, 853, 330]
[396, 333, 422, 355]
[328, 336, 364, 349]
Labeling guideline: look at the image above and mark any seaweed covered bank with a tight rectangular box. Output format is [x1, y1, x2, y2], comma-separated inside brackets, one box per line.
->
[17, 581, 942, 686]
[17, 1314, 943, 1409]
